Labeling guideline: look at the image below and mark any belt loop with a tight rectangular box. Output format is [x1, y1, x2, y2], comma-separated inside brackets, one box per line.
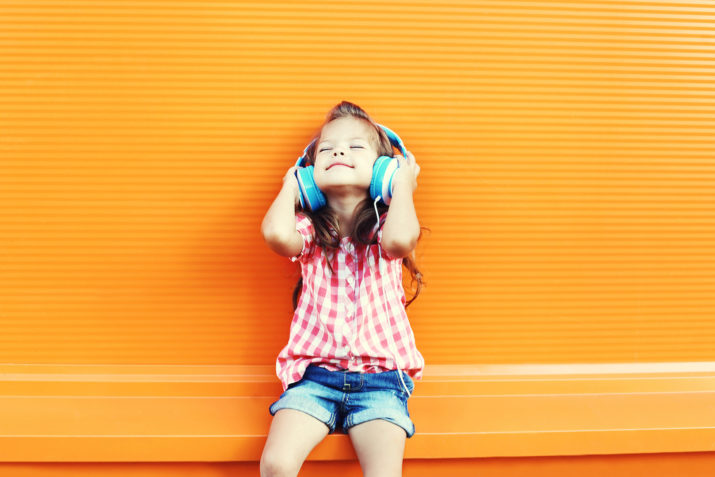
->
[343, 372, 350, 391]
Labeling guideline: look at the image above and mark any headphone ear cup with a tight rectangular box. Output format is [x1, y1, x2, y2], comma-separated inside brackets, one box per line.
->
[370, 156, 400, 205]
[295, 166, 327, 211]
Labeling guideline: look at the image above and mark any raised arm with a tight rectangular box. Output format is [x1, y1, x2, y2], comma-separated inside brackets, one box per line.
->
[380, 151, 421, 258]
[261, 167, 304, 257]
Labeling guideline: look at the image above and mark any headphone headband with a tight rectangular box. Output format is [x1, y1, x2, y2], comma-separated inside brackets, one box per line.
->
[376, 123, 408, 159]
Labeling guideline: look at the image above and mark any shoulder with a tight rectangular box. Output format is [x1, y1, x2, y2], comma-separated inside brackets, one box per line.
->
[295, 213, 314, 234]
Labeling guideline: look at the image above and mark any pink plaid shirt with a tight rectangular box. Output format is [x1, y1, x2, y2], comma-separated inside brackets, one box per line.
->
[275, 213, 424, 390]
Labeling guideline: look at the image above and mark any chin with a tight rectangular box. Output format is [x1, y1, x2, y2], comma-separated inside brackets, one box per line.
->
[318, 182, 371, 197]
[315, 176, 370, 192]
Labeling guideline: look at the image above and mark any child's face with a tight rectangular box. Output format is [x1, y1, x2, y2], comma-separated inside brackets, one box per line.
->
[313, 116, 379, 199]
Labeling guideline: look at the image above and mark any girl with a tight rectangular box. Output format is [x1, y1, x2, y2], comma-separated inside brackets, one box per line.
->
[260, 101, 424, 477]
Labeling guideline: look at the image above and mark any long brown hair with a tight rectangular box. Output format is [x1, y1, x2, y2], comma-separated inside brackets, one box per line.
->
[292, 101, 425, 309]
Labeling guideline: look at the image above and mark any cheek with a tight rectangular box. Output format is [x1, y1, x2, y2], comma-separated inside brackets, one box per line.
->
[312, 156, 330, 174]
[360, 164, 375, 184]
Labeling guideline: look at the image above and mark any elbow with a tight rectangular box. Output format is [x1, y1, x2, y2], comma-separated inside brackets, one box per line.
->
[381, 222, 420, 258]
[381, 234, 419, 259]
[260, 220, 273, 244]
[261, 221, 301, 257]
[261, 219, 285, 246]
[261, 222, 288, 249]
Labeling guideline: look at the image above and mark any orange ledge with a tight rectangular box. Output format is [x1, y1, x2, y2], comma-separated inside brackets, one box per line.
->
[1, 362, 714, 462]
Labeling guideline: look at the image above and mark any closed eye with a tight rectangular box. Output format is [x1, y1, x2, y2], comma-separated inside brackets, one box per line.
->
[318, 147, 332, 153]
[350, 145, 364, 149]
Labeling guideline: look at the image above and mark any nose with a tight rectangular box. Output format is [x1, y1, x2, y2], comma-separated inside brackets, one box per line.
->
[332, 150, 345, 157]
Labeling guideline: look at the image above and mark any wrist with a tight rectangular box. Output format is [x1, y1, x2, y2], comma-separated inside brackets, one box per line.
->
[282, 178, 300, 204]
[391, 176, 415, 197]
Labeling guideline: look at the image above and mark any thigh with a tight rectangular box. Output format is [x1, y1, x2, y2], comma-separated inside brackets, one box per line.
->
[348, 419, 406, 477]
[343, 370, 415, 438]
[261, 409, 330, 475]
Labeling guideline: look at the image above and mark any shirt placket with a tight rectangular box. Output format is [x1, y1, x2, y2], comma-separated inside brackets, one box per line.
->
[337, 243, 357, 366]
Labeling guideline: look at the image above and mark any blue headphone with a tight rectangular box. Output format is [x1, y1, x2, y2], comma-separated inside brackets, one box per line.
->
[294, 124, 408, 211]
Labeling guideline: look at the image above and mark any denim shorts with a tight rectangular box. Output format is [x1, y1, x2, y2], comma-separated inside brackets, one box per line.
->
[269, 364, 416, 438]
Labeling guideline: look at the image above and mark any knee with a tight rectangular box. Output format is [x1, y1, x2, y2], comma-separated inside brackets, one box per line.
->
[260, 449, 301, 477]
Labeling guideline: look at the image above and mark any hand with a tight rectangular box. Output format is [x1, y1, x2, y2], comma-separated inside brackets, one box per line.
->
[282, 166, 300, 206]
[390, 151, 420, 194]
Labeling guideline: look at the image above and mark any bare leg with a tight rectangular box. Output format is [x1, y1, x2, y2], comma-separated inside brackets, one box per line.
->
[260, 409, 330, 477]
[348, 419, 406, 477]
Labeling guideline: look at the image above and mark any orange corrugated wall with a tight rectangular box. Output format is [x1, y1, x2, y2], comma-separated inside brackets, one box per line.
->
[2, 1, 715, 371]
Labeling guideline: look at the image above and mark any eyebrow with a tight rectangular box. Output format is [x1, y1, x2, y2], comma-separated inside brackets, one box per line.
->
[318, 137, 369, 145]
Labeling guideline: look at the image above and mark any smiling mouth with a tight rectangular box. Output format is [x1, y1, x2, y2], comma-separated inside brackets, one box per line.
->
[327, 163, 353, 170]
